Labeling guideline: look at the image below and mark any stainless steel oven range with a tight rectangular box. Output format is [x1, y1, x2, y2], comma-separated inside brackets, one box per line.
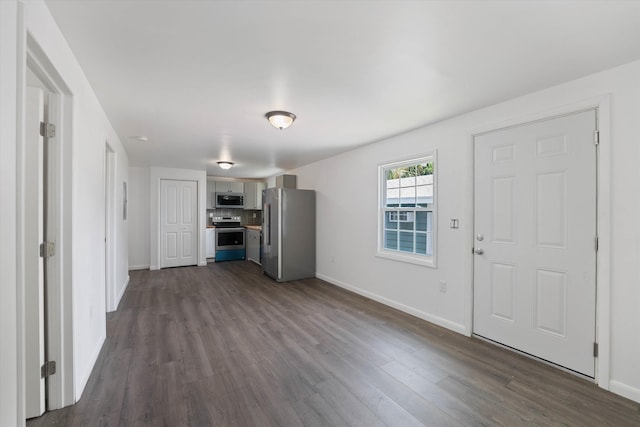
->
[213, 216, 246, 262]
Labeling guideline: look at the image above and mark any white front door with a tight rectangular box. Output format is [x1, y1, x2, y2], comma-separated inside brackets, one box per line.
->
[161, 179, 198, 268]
[25, 87, 46, 417]
[473, 110, 597, 377]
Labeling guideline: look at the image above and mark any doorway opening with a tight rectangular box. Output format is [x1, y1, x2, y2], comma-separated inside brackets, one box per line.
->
[22, 34, 75, 419]
[104, 145, 116, 312]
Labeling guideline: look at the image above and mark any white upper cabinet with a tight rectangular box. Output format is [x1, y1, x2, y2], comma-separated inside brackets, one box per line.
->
[206, 178, 216, 209]
[215, 181, 244, 193]
[244, 181, 266, 210]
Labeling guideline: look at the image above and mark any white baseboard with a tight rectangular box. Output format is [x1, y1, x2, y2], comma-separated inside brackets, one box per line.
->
[316, 273, 466, 335]
[113, 275, 129, 311]
[198, 261, 207, 266]
[128, 264, 149, 271]
[610, 380, 640, 403]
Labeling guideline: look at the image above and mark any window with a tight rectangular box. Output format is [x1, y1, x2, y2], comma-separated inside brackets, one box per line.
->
[378, 153, 436, 267]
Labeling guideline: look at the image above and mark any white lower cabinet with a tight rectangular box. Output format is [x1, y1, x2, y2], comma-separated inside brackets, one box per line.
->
[206, 228, 215, 259]
[246, 228, 261, 264]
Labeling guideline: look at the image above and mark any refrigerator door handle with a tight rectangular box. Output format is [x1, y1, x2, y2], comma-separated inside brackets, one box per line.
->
[264, 203, 271, 245]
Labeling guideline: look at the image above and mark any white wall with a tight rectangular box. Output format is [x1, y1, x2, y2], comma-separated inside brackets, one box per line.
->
[0, 1, 132, 419]
[289, 60, 640, 403]
[149, 167, 207, 270]
[128, 167, 151, 269]
[1, 1, 21, 424]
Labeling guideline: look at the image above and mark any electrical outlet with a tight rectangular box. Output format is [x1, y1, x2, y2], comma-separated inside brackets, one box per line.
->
[439, 280, 447, 293]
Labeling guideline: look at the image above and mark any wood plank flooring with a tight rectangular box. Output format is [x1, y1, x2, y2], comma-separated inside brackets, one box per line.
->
[28, 261, 640, 426]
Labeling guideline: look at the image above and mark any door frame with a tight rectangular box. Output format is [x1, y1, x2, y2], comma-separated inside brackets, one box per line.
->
[104, 144, 117, 312]
[159, 179, 199, 268]
[467, 95, 612, 390]
[149, 167, 207, 270]
[18, 33, 76, 412]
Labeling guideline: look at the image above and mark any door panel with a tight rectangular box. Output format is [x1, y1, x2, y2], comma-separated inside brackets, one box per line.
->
[473, 110, 597, 377]
[161, 180, 198, 268]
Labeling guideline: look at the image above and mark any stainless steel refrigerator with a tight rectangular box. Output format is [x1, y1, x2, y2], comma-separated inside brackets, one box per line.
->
[262, 188, 315, 282]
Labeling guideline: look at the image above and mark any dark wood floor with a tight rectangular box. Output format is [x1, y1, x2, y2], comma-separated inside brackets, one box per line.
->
[29, 261, 640, 426]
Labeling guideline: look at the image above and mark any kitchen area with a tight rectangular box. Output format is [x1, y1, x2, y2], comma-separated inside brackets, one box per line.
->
[206, 177, 265, 264]
[206, 174, 315, 282]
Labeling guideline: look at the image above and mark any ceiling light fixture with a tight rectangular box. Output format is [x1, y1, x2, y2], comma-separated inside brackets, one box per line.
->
[265, 110, 296, 130]
[128, 136, 149, 142]
[217, 161, 234, 170]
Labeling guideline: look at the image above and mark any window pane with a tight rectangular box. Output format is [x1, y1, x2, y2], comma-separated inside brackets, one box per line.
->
[399, 218, 414, 230]
[426, 232, 433, 256]
[416, 184, 433, 207]
[399, 231, 414, 252]
[385, 230, 398, 250]
[415, 211, 428, 232]
[400, 186, 416, 207]
[416, 233, 427, 254]
[385, 211, 398, 229]
[386, 175, 399, 188]
[386, 187, 399, 207]
[400, 175, 415, 188]
[416, 174, 433, 186]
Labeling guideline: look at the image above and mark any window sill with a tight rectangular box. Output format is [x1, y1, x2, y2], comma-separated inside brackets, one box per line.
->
[376, 250, 436, 268]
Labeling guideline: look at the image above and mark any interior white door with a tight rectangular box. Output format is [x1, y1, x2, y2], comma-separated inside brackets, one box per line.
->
[160, 179, 198, 268]
[25, 87, 46, 417]
[473, 110, 597, 377]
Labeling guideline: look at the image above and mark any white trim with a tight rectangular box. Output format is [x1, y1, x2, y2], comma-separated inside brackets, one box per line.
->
[104, 144, 116, 312]
[467, 94, 612, 391]
[113, 275, 129, 311]
[149, 167, 207, 270]
[376, 151, 438, 268]
[22, 31, 76, 410]
[609, 381, 640, 404]
[317, 273, 466, 335]
[128, 265, 150, 271]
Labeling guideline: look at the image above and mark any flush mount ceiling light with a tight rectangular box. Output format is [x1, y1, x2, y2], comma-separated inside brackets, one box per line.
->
[265, 110, 296, 130]
[217, 161, 234, 170]
[128, 136, 149, 142]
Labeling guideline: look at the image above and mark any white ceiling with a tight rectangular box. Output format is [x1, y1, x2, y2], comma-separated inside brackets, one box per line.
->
[44, 0, 640, 178]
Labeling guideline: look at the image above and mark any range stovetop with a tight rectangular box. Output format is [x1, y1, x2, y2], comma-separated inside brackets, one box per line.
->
[212, 216, 242, 228]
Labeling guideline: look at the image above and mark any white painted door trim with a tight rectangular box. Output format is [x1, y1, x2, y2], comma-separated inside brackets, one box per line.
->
[149, 167, 207, 270]
[159, 179, 198, 268]
[104, 144, 116, 312]
[466, 94, 612, 390]
[20, 34, 76, 412]
[24, 86, 46, 418]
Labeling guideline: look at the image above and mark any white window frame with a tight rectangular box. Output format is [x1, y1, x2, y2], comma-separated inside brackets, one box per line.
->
[377, 152, 437, 268]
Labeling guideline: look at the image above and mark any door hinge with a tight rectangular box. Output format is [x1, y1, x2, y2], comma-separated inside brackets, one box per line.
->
[595, 236, 599, 252]
[593, 342, 599, 358]
[40, 241, 55, 258]
[41, 360, 56, 378]
[593, 130, 599, 146]
[40, 121, 56, 139]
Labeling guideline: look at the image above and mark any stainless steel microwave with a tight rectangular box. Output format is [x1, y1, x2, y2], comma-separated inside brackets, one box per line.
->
[215, 192, 244, 208]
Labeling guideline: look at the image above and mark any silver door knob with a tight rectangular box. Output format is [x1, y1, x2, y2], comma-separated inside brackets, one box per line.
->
[474, 248, 484, 255]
